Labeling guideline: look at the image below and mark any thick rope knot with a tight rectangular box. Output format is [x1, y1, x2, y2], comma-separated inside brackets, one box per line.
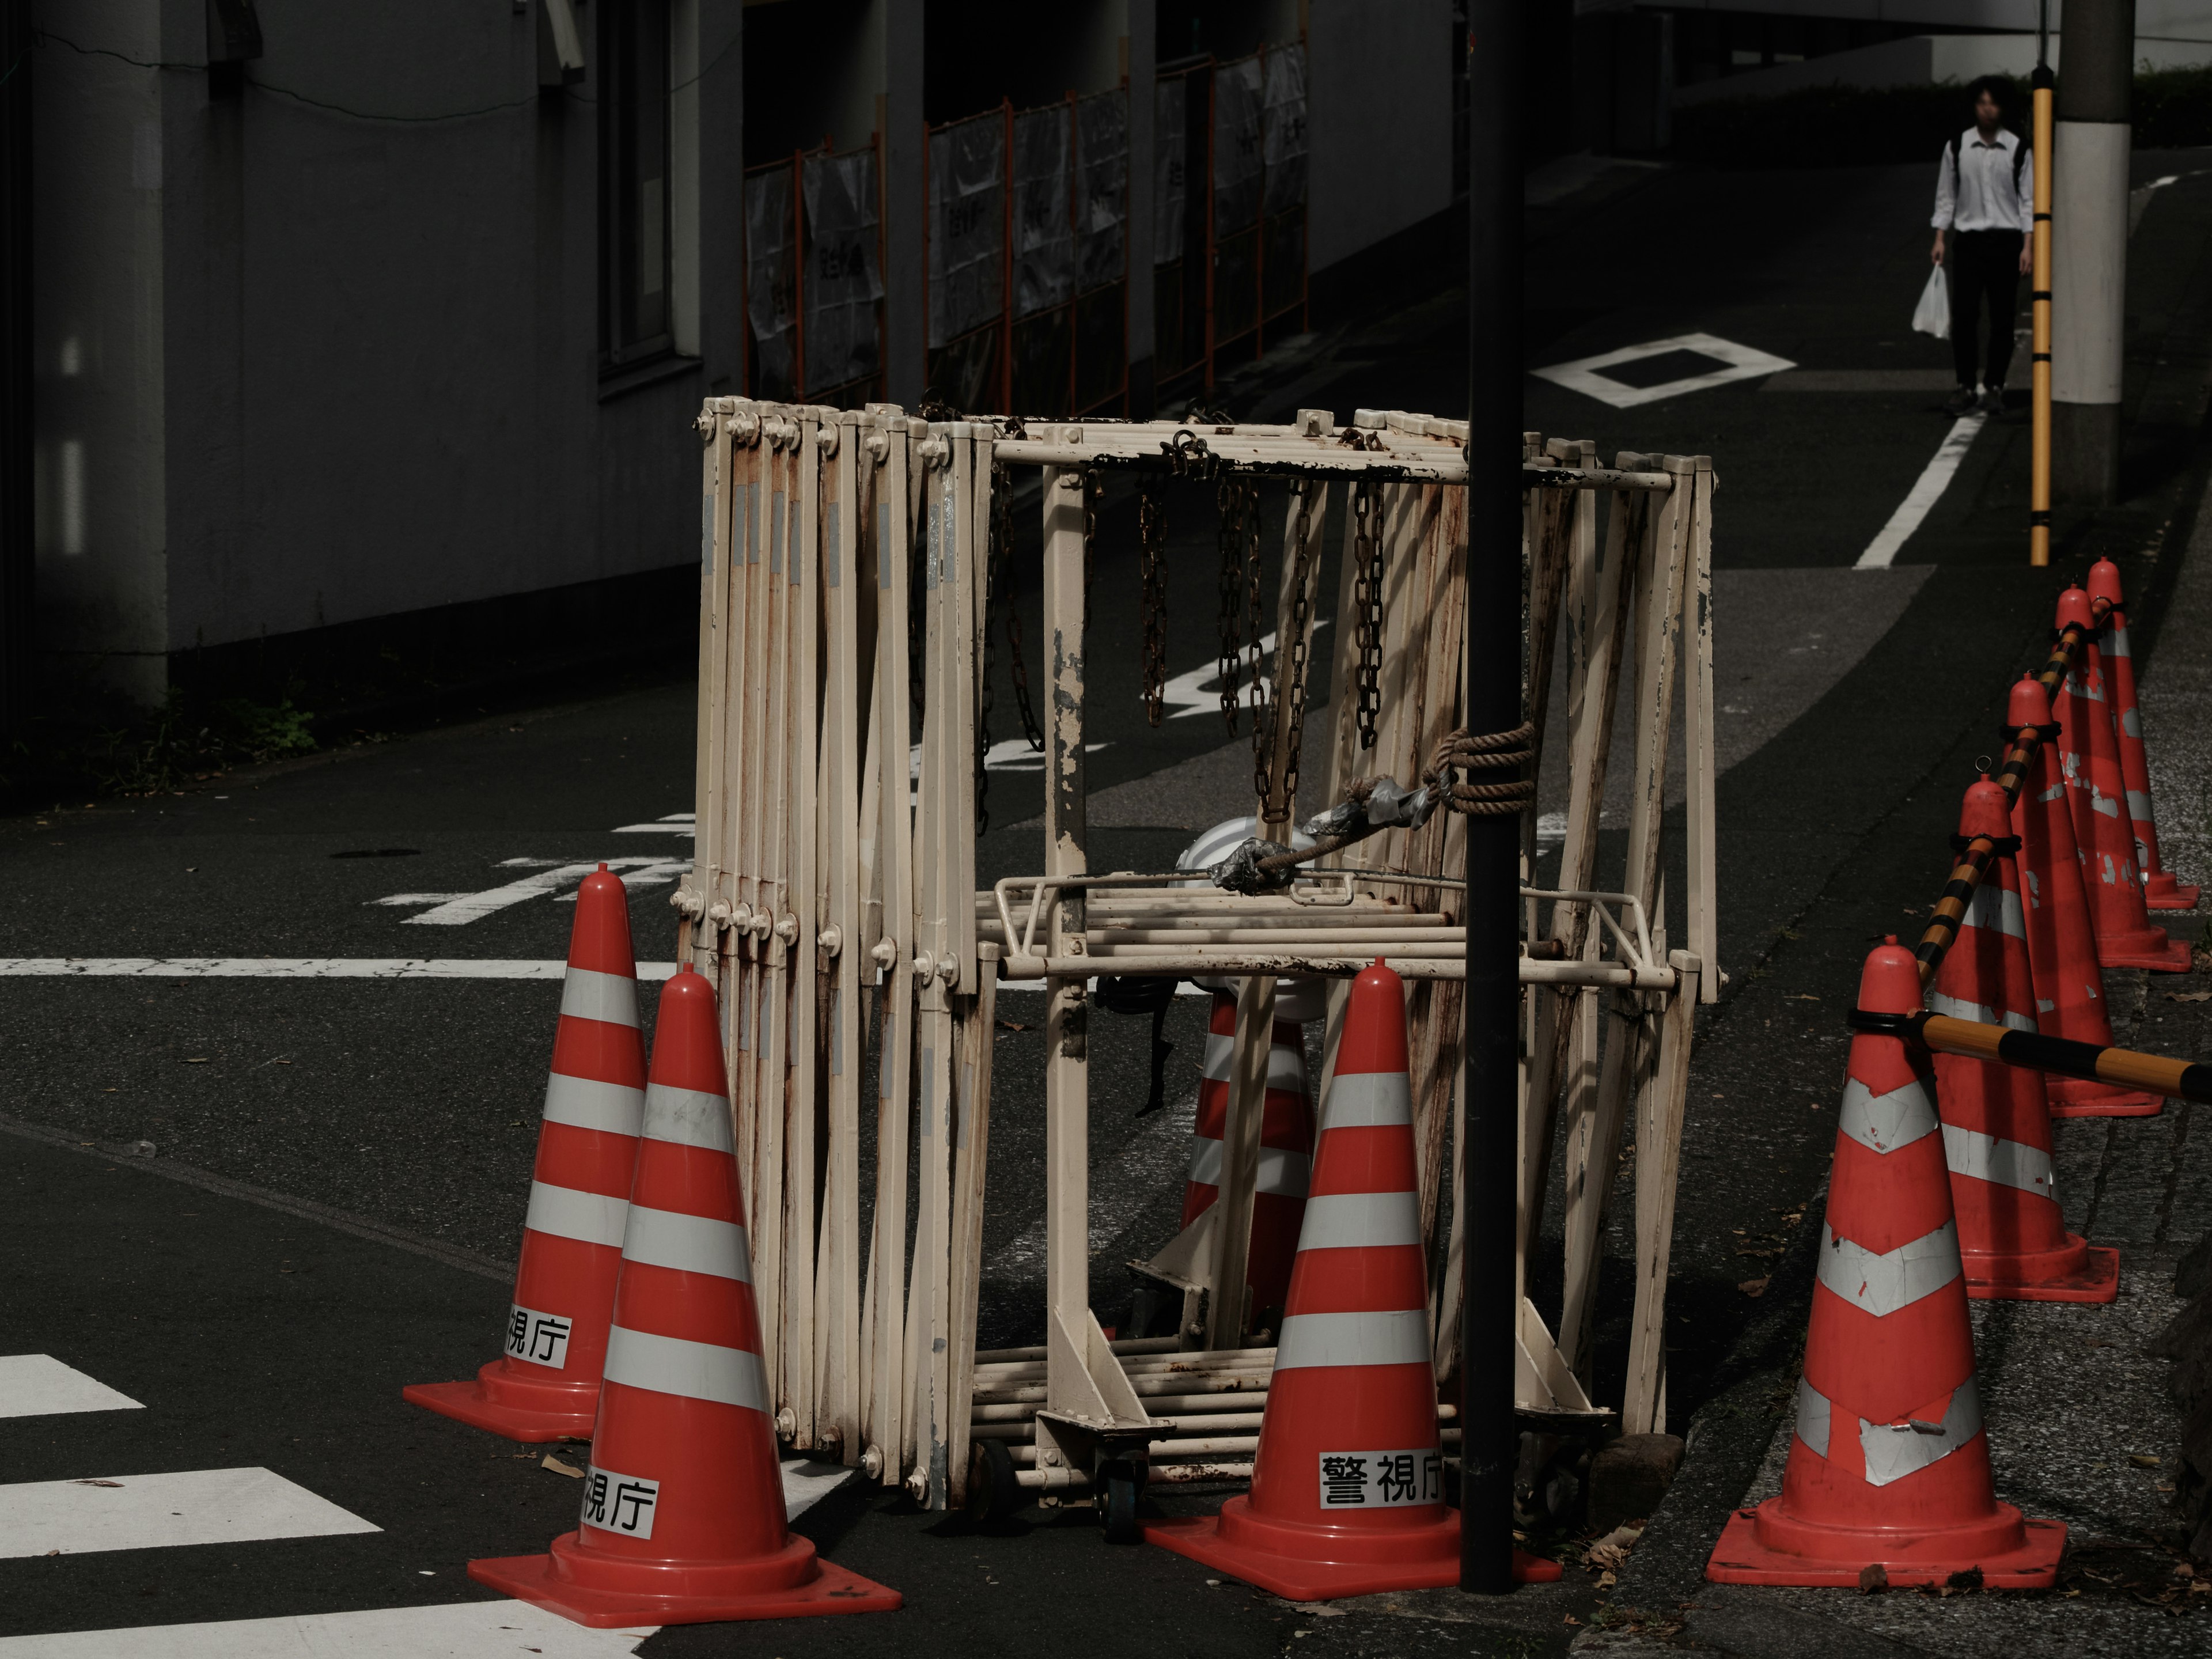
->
[1424, 722, 1536, 817]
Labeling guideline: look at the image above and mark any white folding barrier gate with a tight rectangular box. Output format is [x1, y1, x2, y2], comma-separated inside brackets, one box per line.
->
[673, 400, 1717, 1516]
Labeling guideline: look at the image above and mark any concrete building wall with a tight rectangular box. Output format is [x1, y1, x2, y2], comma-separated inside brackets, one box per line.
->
[1307, 0, 1454, 274]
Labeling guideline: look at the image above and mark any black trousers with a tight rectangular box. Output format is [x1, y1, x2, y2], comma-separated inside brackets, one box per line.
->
[1948, 228, 2023, 389]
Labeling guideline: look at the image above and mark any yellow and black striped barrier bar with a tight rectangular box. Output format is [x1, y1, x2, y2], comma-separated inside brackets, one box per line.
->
[1912, 595, 2114, 986]
[1849, 1006, 2212, 1107]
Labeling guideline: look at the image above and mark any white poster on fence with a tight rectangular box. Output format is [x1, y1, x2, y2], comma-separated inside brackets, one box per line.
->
[802, 147, 884, 395]
[1013, 105, 1074, 320]
[1154, 75, 1185, 267]
[1263, 44, 1308, 219]
[745, 167, 796, 392]
[1077, 89, 1128, 294]
[1213, 55, 1264, 237]
[928, 115, 1006, 350]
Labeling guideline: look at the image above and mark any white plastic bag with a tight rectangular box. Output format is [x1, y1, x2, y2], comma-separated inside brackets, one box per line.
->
[1912, 264, 1950, 340]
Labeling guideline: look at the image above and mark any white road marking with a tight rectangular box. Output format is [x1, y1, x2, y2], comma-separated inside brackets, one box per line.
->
[0, 1600, 654, 1656]
[0, 1467, 378, 1559]
[0, 960, 683, 980]
[553, 859, 691, 900]
[366, 894, 475, 907]
[1854, 413, 1986, 569]
[779, 1456, 854, 1517]
[1533, 332, 1796, 409]
[1157, 622, 1332, 721]
[399, 863, 604, 926]
[0, 1357, 142, 1419]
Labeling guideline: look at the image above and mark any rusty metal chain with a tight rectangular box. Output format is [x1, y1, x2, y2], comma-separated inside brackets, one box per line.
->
[1243, 481, 1265, 744]
[1351, 481, 1383, 751]
[997, 460, 1045, 754]
[1138, 480, 1169, 728]
[1215, 476, 1247, 736]
[1258, 481, 1319, 824]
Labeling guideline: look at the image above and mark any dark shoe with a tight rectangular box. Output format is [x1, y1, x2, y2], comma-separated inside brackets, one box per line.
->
[1981, 385, 2006, 414]
[1943, 387, 1979, 416]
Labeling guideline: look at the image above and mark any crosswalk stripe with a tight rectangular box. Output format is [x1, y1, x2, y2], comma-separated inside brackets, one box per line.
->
[0, 1600, 654, 1656]
[0, 1468, 378, 1559]
[0, 1357, 143, 1420]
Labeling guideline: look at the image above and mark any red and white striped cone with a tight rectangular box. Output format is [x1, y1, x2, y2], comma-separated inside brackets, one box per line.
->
[2053, 586, 2190, 972]
[406, 863, 646, 1440]
[1707, 941, 2065, 1588]
[1181, 990, 1316, 1324]
[1146, 961, 1557, 1596]
[2009, 675, 2164, 1118]
[1930, 777, 2118, 1302]
[2086, 559, 2198, 911]
[469, 966, 899, 1626]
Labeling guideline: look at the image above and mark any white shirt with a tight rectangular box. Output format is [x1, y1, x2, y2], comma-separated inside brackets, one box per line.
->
[1931, 126, 2033, 234]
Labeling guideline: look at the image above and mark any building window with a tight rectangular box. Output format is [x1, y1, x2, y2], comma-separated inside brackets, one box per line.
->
[601, 0, 673, 367]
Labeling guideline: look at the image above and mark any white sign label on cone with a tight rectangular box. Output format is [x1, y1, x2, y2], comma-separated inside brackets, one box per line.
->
[1317, 1450, 1442, 1508]
[580, 1463, 660, 1539]
[503, 1304, 574, 1370]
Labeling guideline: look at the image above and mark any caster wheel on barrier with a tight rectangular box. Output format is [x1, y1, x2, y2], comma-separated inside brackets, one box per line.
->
[967, 1437, 1022, 1524]
[1101, 1459, 1144, 1546]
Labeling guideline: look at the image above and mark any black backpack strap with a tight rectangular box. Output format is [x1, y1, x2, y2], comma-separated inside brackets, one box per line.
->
[1948, 133, 1960, 195]
[2013, 135, 2030, 190]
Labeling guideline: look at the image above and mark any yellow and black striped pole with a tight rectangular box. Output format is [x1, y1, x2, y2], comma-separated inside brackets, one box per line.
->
[2029, 59, 2054, 566]
[1851, 1007, 2212, 1107]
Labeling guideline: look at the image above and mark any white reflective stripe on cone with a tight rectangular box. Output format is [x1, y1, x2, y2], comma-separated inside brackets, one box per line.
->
[1836, 1075, 1939, 1156]
[1859, 1377, 1981, 1487]
[1295, 1190, 1421, 1252]
[1941, 1125, 2055, 1198]
[1925, 992, 2037, 1033]
[1273, 1308, 1430, 1370]
[1184, 1138, 1312, 1196]
[1817, 1221, 1961, 1317]
[541, 1072, 646, 1138]
[560, 966, 641, 1029]
[1794, 1376, 1831, 1457]
[1320, 1071, 1412, 1130]
[1199, 1033, 1309, 1090]
[2128, 789, 2154, 821]
[622, 1204, 753, 1282]
[1960, 882, 2027, 941]
[2123, 708, 2143, 738]
[643, 1084, 736, 1152]
[2109, 623, 2133, 660]
[601, 1324, 769, 1411]
[524, 1181, 630, 1249]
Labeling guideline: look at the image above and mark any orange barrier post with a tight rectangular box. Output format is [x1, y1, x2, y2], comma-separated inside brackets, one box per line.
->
[406, 865, 646, 1440]
[1707, 941, 2065, 1588]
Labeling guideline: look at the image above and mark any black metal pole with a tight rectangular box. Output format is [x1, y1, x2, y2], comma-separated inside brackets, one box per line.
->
[1460, 0, 1522, 1597]
[0, 0, 32, 739]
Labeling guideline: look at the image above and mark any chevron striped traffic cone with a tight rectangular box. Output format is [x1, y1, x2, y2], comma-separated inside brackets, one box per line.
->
[1182, 990, 1316, 1327]
[1707, 941, 2065, 1588]
[469, 966, 899, 1626]
[1930, 777, 2118, 1303]
[1146, 961, 1556, 1597]
[2009, 675, 2164, 1118]
[2086, 559, 2198, 911]
[406, 864, 646, 1440]
[2053, 587, 2190, 972]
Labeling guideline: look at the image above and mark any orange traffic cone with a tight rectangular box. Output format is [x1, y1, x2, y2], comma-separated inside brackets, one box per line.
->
[1930, 777, 2118, 1303]
[2087, 559, 2198, 911]
[1182, 991, 1316, 1325]
[407, 865, 647, 1440]
[1146, 961, 1557, 1597]
[2009, 675, 2164, 1118]
[469, 966, 899, 1626]
[2053, 587, 2190, 972]
[1707, 941, 2066, 1588]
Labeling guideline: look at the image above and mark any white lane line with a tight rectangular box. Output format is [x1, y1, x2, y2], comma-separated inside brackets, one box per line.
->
[0, 1357, 143, 1420]
[1855, 413, 1986, 569]
[0, 961, 683, 980]
[0, 1600, 654, 1656]
[0, 1468, 378, 1559]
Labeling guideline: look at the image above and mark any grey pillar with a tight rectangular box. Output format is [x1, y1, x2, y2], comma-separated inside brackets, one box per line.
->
[882, 0, 926, 408]
[2052, 0, 2133, 505]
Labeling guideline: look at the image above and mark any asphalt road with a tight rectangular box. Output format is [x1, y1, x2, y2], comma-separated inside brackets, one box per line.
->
[6, 147, 2212, 1655]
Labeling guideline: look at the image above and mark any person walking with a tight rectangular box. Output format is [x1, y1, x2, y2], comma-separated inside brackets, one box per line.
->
[1931, 76, 2034, 416]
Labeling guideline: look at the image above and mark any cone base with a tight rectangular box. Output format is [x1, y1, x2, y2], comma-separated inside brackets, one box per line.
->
[2091, 930, 2192, 973]
[1965, 1241, 2119, 1304]
[1706, 1505, 2065, 1589]
[1144, 1502, 1559, 1600]
[2144, 874, 2199, 911]
[402, 1376, 596, 1444]
[2048, 1082, 2165, 1119]
[468, 1534, 900, 1628]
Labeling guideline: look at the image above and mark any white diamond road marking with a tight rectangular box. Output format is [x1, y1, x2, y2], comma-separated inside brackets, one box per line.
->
[0, 1467, 378, 1559]
[0, 1357, 143, 1420]
[0, 1600, 655, 1657]
[1532, 332, 1797, 409]
[0, 960, 683, 980]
